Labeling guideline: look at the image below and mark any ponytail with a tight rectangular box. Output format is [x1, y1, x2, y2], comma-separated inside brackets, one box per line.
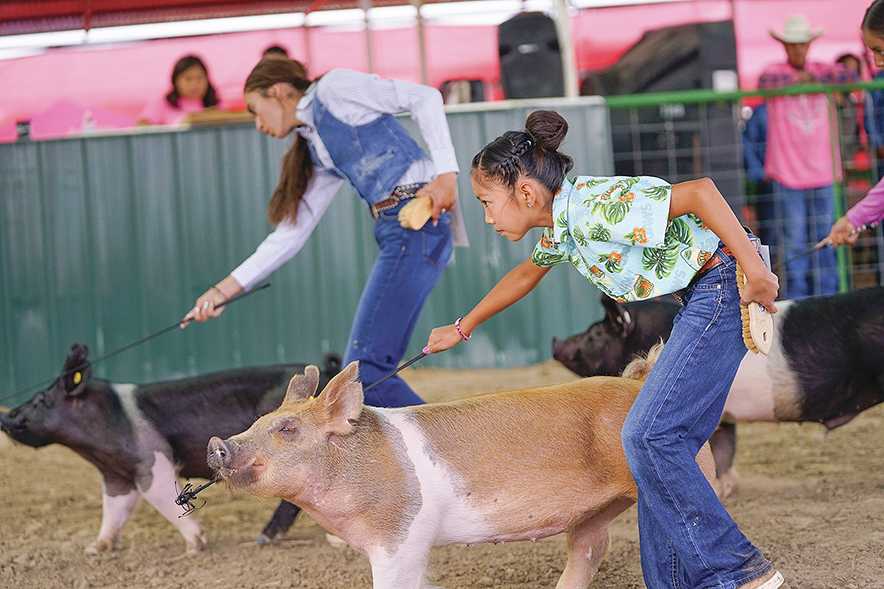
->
[267, 136, 313, 226]
[245, 59, 313, 225]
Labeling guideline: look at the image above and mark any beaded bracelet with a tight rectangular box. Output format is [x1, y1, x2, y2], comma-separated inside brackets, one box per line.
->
[454, 317, 472, 341]
[210, 285, 229, 301]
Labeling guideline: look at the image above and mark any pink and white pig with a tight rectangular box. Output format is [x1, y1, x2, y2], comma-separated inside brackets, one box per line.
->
[208, 360, 716, 589]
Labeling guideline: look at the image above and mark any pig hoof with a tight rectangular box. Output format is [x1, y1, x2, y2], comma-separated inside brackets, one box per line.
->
[184, 531, 207, 556]
[84, 538, 114, 555]
[717, 468, 740, 499]
[256, 525, 289, 544]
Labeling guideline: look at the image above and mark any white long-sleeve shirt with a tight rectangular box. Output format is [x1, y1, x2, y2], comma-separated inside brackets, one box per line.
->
[231, 69, 460, 291]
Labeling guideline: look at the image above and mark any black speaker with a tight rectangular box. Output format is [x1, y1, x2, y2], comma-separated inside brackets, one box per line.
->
[580, 21, 736, 96]
[498, 12, 564, 99]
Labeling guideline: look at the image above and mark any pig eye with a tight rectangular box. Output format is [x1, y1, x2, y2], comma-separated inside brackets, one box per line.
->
[277, 422, 299, 438]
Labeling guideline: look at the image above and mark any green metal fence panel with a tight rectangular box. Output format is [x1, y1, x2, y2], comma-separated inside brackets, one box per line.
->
[605, 82, 884, 296]
[0, 98, 612, 406]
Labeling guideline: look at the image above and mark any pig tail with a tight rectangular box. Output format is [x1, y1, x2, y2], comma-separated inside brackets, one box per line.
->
[620, 340, 665, 381]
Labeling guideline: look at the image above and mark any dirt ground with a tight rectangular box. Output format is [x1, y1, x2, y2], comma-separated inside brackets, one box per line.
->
[2, 360, 883, 589]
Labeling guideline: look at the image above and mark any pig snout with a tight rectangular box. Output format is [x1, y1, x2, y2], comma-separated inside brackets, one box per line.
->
[550, 337, 567, 361]
[1, 401, 30, 433]
[207, 436, 232, 470]
[552, 337, 580, 366]
[0, 408, 13, 434]
[207, 436, 264, 491]
[551, 337, 589, 374]
[0, 404, 51, 447]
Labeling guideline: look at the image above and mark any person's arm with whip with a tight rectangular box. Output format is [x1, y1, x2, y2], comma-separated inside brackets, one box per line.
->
[820, 178, 884, 247]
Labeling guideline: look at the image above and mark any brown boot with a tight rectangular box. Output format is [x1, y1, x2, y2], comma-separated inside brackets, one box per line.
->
[737, 570, 784, 589]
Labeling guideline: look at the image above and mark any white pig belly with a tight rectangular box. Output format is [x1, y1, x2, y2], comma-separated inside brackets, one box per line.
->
[383, 412, 510, 546]
[722, 351, 776, 423]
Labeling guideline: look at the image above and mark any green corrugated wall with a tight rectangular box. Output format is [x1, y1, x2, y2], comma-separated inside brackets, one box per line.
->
[0, 98, 613, 406]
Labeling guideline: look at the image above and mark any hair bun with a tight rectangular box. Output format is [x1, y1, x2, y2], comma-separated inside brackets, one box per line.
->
[525, 110, 568, 151]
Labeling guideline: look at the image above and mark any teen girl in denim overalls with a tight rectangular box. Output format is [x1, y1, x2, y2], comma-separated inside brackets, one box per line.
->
[185, 59, 463, 409]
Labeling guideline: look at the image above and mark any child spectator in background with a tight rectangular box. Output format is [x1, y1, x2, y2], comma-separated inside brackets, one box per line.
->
[138, 55, 221, 126]
[742, 103, 777, 250]
[835, 53, 864, 166]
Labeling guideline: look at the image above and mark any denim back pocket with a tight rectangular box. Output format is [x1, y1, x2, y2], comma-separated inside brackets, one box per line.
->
[421, 215, 453, 269]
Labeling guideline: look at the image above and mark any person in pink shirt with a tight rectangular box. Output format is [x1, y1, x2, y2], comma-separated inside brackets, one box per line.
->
[138, 55, 221, 126]
[824, 0, 884, 247]
[758, 14, 858, 299]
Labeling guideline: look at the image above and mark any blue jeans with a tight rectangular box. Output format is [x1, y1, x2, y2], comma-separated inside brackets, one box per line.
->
[772, 180, 838, 300]
[343, 201, 452, 408]
[621, 249, 772, 589]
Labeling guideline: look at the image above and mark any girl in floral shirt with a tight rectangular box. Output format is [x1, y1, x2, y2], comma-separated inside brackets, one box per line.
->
[424, 110, 782, 589]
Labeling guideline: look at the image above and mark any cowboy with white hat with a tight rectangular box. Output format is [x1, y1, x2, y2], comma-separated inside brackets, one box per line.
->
[770, 14, 825, 45]
[769, 14, 826, 78]
[757, 12, 858, 301]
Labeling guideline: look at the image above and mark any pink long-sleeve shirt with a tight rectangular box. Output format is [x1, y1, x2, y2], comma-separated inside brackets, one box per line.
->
[847, 179, 884, 229]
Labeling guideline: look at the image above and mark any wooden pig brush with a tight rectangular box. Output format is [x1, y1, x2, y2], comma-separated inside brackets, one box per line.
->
[397, 194, 434, 229]
[735, 263, 772, 355]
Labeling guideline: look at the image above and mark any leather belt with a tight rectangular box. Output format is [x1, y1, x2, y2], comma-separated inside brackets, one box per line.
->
[691, 232, 762, 286]
[690, 245, 734, 285]
[676, 234, 762, 304]
[370, 183, 426, 220]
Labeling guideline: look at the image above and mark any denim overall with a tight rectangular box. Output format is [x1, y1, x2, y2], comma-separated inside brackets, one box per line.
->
[621, 243, 773, 588]
[310, 96, 453, 407]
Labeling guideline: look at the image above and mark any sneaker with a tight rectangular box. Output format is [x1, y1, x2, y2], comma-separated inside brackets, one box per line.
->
[738, 570, 784, 589]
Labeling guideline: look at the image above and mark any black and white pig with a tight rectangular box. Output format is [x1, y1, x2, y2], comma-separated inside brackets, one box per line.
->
[207, 359, 717, 589]
[553, 286, 884, 496]
[0, 343, 341, 554]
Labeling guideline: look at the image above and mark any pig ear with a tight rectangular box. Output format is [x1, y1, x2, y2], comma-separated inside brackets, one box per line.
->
[282, 366, 321, 408]
[602, 296, 634, 338]
[319, 361, 364, 435]
[61, 343, 91, 397]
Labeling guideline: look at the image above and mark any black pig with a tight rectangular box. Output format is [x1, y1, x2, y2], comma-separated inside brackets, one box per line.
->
[552, 294, 680, 377]
[554, 286, 884, 496]
[0, 343, 340, 554]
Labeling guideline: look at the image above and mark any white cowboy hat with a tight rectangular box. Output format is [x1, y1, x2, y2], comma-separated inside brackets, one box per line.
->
[770, 14, 825, 44]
